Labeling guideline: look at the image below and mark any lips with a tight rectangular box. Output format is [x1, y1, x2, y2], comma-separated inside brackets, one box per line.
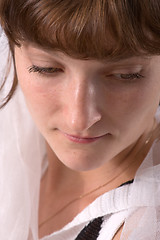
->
[61, 132, 109, 144]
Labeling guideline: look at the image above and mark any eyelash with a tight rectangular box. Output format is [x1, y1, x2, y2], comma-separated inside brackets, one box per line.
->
[113, 73, 144, 81]
[28, 65, 62, 74]
[28, 65, 144, 81]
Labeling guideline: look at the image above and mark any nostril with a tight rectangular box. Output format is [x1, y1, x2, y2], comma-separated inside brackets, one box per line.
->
[66, 108, 102, 132]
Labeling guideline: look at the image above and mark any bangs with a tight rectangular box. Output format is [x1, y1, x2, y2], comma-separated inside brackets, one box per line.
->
[1, 0, 160, 59]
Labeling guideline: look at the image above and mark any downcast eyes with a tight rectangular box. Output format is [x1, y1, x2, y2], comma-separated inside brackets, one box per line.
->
[28, 65, 144, 82]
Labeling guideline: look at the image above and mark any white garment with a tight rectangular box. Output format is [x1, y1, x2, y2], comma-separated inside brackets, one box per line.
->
[0, 29, 160, 240]
[41, 183, 132, 240]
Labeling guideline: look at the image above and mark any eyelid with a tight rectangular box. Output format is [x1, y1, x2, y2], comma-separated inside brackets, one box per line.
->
[28, 65, 63, 74]
[107, 72, 145, 82]
[114, 72, 144, 79]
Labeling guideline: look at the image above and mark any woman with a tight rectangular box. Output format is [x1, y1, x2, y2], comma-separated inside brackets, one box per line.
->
[0, 0, 160, 239]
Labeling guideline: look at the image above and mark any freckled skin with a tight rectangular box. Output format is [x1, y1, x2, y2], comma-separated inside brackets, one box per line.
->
[14, 44, 160, 171]
[14, 44, 160, 238]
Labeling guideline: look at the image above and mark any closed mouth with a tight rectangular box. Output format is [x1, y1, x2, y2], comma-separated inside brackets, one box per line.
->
[61, 132, 110, 143]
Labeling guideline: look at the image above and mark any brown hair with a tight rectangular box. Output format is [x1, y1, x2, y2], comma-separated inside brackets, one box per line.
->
[1, 0, 160, 108]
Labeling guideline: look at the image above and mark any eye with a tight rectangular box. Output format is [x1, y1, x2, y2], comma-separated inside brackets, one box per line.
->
[28, 65, 63, 75]
[113, 73, 144, 80]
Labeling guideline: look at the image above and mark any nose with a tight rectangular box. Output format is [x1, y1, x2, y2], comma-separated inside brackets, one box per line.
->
[64, 78, 102, 132]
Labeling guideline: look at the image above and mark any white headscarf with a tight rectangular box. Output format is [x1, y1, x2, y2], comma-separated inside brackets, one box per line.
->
[0, 28, 160, 240]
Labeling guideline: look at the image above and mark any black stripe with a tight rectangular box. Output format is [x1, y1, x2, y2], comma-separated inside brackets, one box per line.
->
[118, 179, 134, 188]
[75, 216, 103, 240]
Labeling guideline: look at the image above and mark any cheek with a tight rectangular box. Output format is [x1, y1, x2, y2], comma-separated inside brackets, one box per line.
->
[105, 85, 142, 116]
[17, 70, 61, 128]
[14, 49, 61, 122]
[24, 84, 60, 117]
[104, 81, 159, 132]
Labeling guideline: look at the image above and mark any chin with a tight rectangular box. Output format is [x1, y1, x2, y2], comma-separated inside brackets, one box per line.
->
[55, 151, 106, 172]
[62, 160, 100, 172]
[46, 136, 116, 172]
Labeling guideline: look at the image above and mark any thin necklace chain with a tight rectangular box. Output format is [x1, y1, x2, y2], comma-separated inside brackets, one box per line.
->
[39, 170, 124, 229]
[39, 123, 156, 229]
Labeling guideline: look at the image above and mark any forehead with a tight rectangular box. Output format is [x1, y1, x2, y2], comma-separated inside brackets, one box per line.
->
[19, 42, 153, 67]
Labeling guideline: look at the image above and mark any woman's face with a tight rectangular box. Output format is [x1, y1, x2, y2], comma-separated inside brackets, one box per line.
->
[14, 44, 160, 171]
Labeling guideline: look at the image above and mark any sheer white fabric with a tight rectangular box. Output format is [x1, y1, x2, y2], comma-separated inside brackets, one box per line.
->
[120, 121, 160, 240]
[0, 29, 160, 240]
[0, 31, 46, 240]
